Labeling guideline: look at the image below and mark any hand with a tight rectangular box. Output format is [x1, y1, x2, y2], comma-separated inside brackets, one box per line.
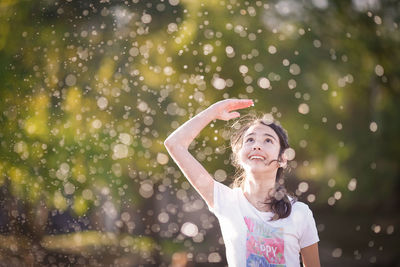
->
[209, 99, 254, 121]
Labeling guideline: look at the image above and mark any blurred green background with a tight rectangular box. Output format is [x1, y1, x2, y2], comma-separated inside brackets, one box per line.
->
[0, 0, 399, 266]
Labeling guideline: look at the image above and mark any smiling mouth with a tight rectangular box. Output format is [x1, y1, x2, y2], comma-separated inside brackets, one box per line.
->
[249, 155, 265, 161]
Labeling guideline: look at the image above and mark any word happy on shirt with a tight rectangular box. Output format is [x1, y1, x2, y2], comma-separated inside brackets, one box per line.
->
[244, 216, 286, 267]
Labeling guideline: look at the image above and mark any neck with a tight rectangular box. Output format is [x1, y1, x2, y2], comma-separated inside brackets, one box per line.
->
[242, 170, 277, 212]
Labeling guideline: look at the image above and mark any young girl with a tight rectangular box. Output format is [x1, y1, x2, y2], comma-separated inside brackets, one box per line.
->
[164, 99, 320, 267]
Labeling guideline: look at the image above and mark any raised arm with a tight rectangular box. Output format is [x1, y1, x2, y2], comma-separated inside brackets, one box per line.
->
[164, 99, 253, 208]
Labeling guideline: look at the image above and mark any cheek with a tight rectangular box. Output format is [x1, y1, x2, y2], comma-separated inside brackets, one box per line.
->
[270, 146, 281, 158]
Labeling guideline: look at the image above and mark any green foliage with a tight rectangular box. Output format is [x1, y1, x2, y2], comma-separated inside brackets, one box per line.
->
[0, 0, 399, 265]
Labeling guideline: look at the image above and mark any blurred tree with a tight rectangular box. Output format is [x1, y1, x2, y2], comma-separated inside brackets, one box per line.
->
[0, 0, 399, 266]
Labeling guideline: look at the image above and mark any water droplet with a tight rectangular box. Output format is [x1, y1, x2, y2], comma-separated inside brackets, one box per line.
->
[313, 39, 322, 47]
[97, 97, 108, 110]
[137, 101, 148, 112]
[129, 47, 139, 57]
[141, 13, 152, 24]
[225, 46, 235, 57]
[169, 0, 180, 6]
[284, 148, 296, 160]
[311, 0, 328, 9]
[158, 212, 170, 223]
[239, 65, 249, 74]
[369, 121, 378, 132]
[298, 103, 309, 114]
[203, 44, 214, 55]
[386, 225, 394, 235]
[208, 252, 222, 263]
[287, 79, 296, 90]
[163, 66, 174, 76]
[212, 77, 226, 90]
[372, 224, 381, 234]
[348, 178, 357, 191]
[119, 133, 132, 145]
[139, 181, 154, 198]
[328, 196, 336, 206]
[289, 64, 301, 75]
[268, 45, 277, 54]
[113, 144, 129, 159]
[257, 77, 270, 89]
[181, 222, 198, 237]
[282, 59, 290, 66]
[64, 182, 75, 195]
[298, 182, 309, 193]
[332, 248, 342, 258]
[334, 191, 342, 200]
[65, 74, 77, 86]
[82, 189, 93, 200]
[167, 23, 178, 33]
[375, 65, 384, 76]
[121, 212, 130, 222]
[328, 178, 336, 187]
[261, 113, 274, 124]
[214, 169, 227, 182]
[307, 194, 316, 203]
[157, 153, 169, 165]
[374, 15, 382, 25]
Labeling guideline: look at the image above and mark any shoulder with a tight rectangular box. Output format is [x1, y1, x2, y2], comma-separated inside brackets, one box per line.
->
[214, 180, 233, 193]
[292, 200, 311, 211]
[290, 200, 314, 220]
[286, 196, 311, 213]
[213, 181, 239, 203]
[215, 181, 244, 195]
[211, 181, 241, 215]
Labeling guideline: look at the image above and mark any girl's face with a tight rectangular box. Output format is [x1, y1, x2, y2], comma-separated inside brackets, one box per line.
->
[237, 123, 282, 173]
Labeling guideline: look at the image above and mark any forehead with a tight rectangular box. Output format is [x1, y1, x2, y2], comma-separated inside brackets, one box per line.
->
[244, 123, 279, 140]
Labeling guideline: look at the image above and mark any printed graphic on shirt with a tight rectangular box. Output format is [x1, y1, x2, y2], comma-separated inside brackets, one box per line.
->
[244, 216, 285, 267]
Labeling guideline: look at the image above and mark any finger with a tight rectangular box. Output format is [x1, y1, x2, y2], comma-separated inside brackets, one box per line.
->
[228, 99, 254, 111]
[227, 111, 240, 120]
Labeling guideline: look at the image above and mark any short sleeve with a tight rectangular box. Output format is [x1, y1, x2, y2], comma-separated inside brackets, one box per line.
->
[208, 181, 235, 215]
[299, 206, 320, 248]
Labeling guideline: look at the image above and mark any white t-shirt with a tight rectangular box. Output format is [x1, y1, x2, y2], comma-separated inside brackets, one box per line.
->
[209, 181, 319, 267]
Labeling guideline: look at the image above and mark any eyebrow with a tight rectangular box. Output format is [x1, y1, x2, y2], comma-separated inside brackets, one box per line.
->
[244, 132, 277, 141]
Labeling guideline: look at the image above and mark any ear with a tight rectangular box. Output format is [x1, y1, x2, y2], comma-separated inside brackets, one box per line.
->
[279, 151, 288, 169]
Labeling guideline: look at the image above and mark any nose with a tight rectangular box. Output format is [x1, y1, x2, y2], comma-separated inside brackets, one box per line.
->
[252, 146, 261, 150]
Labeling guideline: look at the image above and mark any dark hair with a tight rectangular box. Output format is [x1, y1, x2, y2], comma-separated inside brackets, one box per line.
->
[230, 114, 296, 220]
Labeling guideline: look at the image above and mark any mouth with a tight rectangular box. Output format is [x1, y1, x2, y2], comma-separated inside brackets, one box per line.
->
[249, 155, 266, 161]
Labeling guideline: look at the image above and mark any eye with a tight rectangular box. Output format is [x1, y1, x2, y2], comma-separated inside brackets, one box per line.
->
[265, 138, 273, 143]
[245, 137, 254, 143]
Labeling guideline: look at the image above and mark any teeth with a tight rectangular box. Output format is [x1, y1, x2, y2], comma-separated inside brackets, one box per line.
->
[250, 156, 264, 160]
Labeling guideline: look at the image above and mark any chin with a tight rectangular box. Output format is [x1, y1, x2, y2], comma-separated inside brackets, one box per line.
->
[244, 165, 267, 173]
[244, 162, 277, 173]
